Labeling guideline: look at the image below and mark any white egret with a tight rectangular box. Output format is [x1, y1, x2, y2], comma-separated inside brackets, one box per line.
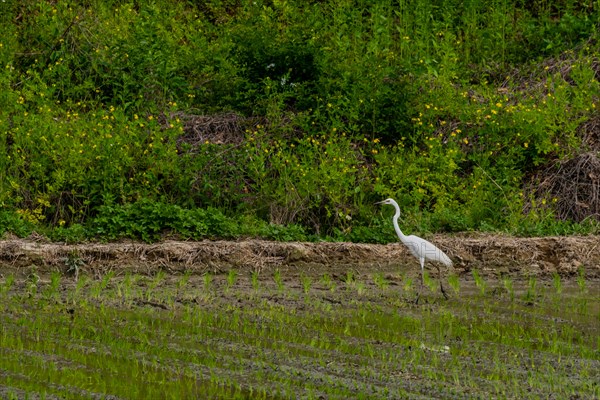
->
[376, 198, 452, 300]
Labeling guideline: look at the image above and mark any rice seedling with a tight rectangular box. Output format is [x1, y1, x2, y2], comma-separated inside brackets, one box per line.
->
[300, 273, 312, 295]
[203, 272, 213, 291]
[577, 266, 587, 293]
[101, 270, 114, 289]
[373, 272, 389, 291]
[344, 270, 355, 285]
[145, 270, 167, 302]
[502, 275, 515, 301]
[354, 280, 366, 296]
[41, 271, 61, 302]
[321, 273, 336, 292]
[251, 270, 260, 291]
[1, 273, 15, 295]
[151, 269, 167, 288]
[26, 272, 40, 297]
[552, 272, 563, 294]
[402, 276, 414, 294]
[225, 270, 238, 293]
[423, 270, 437, 293]
[447, 274, 460, 295]
[64, 253, 84, 280]
[273, 269, 284, 292]
[116, 272, 137, 305]
[523, 276, 538, 304]
[72, 273, 88, 299]
[0, 270, 596, 399]
[472, 269, 487, 295]
[177, 270, 192, 290]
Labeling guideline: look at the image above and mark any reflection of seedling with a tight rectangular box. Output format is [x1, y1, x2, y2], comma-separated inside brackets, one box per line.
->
[577, 297, 589, 316]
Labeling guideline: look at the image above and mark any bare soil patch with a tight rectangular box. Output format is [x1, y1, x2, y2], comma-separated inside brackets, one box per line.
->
[0, 234, 598, 279]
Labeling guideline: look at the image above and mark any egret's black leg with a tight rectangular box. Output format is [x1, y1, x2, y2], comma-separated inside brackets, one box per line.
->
[440, 281, 449, 300]
[436, 265, 449, 299]
[416, 258, 425, 304]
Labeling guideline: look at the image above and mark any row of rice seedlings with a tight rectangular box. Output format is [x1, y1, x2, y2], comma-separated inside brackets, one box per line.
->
[449, 295, 596, 354]
[439, 280, 598, 396]
[200, 276, 596, 396]
[2, 276, 341, 397]
[1, 295, 275, 398]
[1, 269, 597, 398]
[145, 296, 408, 397]
[203, 299, 463, 397]
[3, 278, 328, 396]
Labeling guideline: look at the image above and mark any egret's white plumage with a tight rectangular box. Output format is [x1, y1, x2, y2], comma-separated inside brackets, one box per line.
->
[376, 198, 452, 297]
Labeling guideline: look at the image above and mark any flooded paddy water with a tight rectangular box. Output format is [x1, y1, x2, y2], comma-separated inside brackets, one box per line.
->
[0, 237, 598, 399]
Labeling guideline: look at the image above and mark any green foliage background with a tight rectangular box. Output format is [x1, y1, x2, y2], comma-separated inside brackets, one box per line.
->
[0, 0, 598, 242]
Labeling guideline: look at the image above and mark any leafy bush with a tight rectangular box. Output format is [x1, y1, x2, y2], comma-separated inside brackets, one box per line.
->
[92, 200, 220, 242]
[0, 211, 35, 238]
[0, 0, 598, 241]
[88, 199, 311, 243]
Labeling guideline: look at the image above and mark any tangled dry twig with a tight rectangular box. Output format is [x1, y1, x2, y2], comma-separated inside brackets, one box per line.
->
[173, 112, 265, 147]
[525, 152, 600, 222]
[578, 115, 600, 152]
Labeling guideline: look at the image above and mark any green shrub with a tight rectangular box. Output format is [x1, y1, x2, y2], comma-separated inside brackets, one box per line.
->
[0, 211, 35, 238]
[0, 0, 598, 241]
[88, 199, 313, 243]
[45, 223, 88, 244]
[91, 200, 213, 242]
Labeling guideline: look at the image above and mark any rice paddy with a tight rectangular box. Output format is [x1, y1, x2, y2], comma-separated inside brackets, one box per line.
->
[0, 268, 598, 399]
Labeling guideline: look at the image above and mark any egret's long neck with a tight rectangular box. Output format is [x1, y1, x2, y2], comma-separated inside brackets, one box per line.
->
[392, 206, 407, 241]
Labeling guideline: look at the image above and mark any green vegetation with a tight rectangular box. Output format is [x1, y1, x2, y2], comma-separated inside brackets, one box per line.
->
[1, 0, 599, 241]
[0, 271, 598, 398]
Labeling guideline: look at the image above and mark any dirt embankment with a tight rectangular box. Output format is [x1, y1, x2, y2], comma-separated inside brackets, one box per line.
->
[0, 234, 598, 279]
